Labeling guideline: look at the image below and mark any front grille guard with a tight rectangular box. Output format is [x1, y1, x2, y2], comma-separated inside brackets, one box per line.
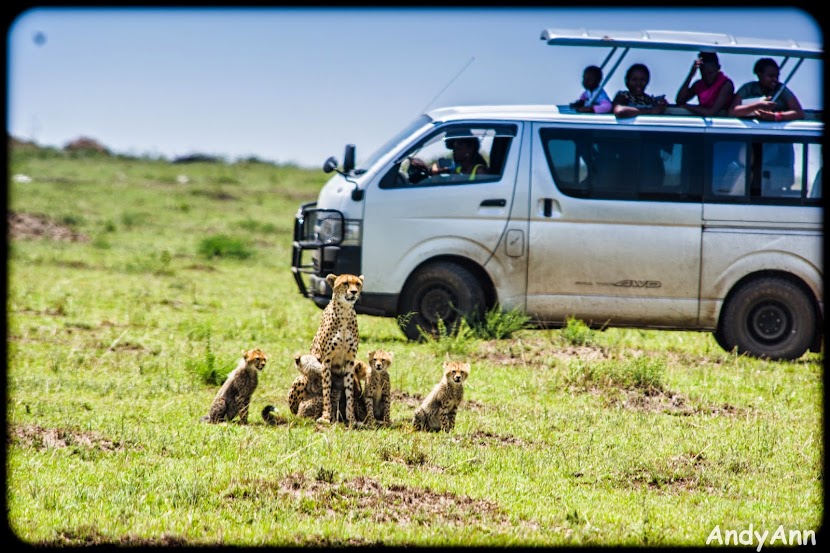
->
[291, 203, 345, 297]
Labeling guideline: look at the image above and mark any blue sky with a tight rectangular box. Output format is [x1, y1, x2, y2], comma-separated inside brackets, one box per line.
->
[7, 7, 823, 168]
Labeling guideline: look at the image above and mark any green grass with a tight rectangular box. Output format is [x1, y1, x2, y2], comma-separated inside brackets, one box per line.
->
[6, 144, 824, 546]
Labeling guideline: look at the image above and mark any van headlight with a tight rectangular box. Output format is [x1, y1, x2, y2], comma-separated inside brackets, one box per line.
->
[342, 220, 362, 246]
[310, 211, 343, 245]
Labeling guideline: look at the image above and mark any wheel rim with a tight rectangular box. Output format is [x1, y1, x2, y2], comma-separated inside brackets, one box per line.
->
[420, 285, 456, 325]
[748, 300, 791, 344]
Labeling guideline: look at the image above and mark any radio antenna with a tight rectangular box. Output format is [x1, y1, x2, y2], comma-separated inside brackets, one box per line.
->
[419, 56, 475, 114]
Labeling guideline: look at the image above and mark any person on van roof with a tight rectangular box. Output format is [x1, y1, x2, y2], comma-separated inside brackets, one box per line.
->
[612, 63, 668, 118]
[570, 65, 612, 114]
[728, 57, 804, 122]
[675, 52, 735, 116]
[410, 130, 490, 181]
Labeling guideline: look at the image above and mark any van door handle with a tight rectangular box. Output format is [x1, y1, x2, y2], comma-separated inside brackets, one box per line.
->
[480, 199, 506, 207]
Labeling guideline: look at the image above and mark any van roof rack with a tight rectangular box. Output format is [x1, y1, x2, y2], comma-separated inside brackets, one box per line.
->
[540, 28, 821, 111]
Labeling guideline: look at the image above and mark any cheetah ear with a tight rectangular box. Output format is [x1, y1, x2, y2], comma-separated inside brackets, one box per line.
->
[358, 275, 364, 284]
[367, 350, 376, 360]
[388, 351, 395, 361]
[326, 273, 337, 287]
[293, 352, 302, 364]
[242, 349, 247, 357]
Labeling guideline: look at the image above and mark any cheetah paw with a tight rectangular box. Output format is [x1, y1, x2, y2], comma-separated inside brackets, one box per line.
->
[316, 416, 331, 424]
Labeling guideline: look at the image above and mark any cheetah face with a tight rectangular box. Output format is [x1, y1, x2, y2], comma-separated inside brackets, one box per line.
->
[244, 348, 268, 370]
[326, 273, 364, 306]
[368, 349, 394, 373]
[443, 361, 470, 384]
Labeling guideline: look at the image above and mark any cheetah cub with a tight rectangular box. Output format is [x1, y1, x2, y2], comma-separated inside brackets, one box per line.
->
[202, 348, 267, 424]
[412, 361, 470, 432]
[272, 351, 366, 424]
[361, 349, 394, 426]
[261, 353, 322, 424]
[287, 352, 324, 416]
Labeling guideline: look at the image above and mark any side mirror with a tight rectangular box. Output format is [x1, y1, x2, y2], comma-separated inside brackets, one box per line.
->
[343, 144, 355, 173]
[323, 156, 338, 174]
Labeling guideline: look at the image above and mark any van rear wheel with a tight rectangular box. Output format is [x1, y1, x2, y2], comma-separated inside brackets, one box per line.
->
[398, 262, 485, 341]
[720, 276, 815, 360]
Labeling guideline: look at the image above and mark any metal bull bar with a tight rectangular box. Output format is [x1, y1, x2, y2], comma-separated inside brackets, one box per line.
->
[291, 203, 345, 297]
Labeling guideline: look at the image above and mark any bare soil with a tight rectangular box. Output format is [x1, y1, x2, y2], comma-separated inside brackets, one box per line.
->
[7, 211, 88, 242]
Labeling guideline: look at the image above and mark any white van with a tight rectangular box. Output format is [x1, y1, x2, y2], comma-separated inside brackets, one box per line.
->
[291, 28, 823, 360]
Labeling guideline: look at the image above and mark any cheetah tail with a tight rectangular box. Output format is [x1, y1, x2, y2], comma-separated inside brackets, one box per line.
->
[262, 405, 278, 425]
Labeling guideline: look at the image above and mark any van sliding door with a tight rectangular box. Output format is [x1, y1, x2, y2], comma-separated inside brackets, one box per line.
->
[526, 123, 704, 328]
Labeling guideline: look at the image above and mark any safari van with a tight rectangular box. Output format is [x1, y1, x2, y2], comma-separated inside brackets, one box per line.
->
[291, 28, 823, 360]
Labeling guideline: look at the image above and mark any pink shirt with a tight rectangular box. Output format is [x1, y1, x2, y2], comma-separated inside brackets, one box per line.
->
[690, 72, 732, 108]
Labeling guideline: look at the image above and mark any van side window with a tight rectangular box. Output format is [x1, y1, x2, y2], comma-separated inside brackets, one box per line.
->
[380, 124, 517, 189]
[711, 141, 748, 197]
[707, 137, 822, 204]
[806, 144, 822, 199]
[540, 128, 702, 201]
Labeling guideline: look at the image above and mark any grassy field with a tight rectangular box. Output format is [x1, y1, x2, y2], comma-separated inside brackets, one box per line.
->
[5, 144, 823, 546]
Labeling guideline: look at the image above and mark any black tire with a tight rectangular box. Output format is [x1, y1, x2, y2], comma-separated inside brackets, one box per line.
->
[398, 262, 485, 341]
[720, 276, 815, 360]
[712, 325, 731, 353]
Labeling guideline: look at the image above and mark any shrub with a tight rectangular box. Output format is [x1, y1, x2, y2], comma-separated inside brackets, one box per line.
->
[418, 316, 477, 356]
[466, 304, 531, 340]
[559, 316, 597, 346]
[186, 330, 226, 386]
[197, 234, 252, 259]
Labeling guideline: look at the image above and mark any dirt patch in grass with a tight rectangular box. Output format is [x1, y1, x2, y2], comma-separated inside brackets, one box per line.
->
[289, 535, 378, 546]
[475, 338, 612, 366]
[7, 211, 88, 242]
[8, 424, 134, 452]
[392, 389, 423, 408]
[108, 340, 150, 352]
[599, 388, 746, 417]
[619, 452, 718, 494]
[467, 429, 530, 446]
[190, 189, 237, 201]
[41, 527, 189, 547]
[275, 472, 518, 529]
[51, 259, 92, 269]
[463, 398, 489, 412]
[13, 307, 64, 317]
[184, 263, 218, 271]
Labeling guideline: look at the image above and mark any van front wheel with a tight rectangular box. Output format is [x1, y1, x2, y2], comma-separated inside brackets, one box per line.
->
[398, 262, 485, 341]
[720, 276, 815, 361]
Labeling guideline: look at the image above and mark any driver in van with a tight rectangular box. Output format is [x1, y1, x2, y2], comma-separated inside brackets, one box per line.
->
[410, 130, 490, 181]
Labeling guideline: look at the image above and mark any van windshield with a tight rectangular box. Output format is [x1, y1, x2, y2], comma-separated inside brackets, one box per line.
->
[355, 114, 433, 173]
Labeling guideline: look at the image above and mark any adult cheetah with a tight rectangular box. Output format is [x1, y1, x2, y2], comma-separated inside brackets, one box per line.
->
[312, 273, 364, 426]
